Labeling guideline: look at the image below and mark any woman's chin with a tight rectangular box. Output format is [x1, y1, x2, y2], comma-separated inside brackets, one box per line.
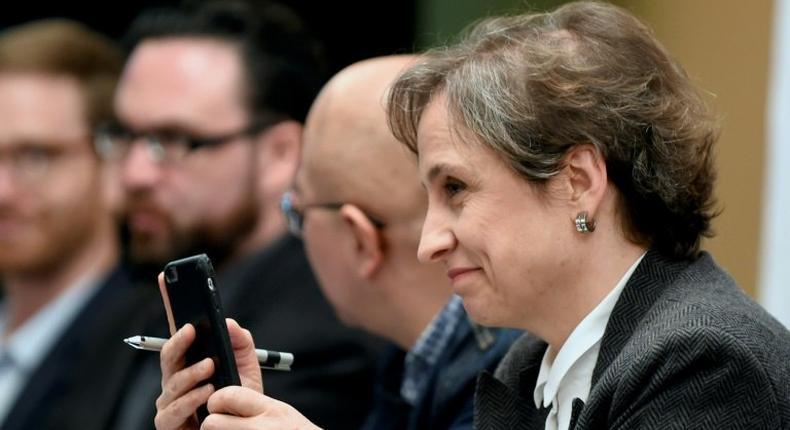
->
[460, 295, 498, 327]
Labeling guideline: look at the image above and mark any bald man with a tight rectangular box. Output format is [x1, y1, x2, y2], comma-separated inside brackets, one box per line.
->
[153, 56, 520, 430]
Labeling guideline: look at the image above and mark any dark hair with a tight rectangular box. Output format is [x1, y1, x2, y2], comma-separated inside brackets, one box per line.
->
[0, 19, 123, 128]
[388, 1, 718, 260]
[123, 0, 325, 124]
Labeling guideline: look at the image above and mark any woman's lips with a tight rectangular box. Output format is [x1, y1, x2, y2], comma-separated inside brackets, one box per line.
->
[447, 267, 481, 283]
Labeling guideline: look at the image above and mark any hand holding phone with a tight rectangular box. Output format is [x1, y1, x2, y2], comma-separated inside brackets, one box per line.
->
[154, 311, 264, 429]
[160, 254, 241, 390]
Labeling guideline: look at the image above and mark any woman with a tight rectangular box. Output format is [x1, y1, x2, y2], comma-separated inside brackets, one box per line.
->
[387, 2, 790, 429]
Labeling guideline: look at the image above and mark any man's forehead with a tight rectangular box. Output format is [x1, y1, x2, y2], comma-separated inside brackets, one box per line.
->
[125, 39, 242, 95]
[131, 37, 239, 68]
[293, 150, 324, 200]
[300, 116, 338, 180]
[0, 73, 87, 141]
[117, 38, 248, 132]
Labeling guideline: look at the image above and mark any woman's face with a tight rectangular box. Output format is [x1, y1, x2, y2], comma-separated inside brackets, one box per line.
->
[416, 97, 580, 329]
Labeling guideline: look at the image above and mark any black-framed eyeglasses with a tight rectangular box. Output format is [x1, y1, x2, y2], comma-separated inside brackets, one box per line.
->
[280, 190, 386, 238]
[93, 121, 269, 165]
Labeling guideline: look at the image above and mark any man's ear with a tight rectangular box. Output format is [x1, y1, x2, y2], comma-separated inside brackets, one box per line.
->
[339, 204, 385, 279]
[255, 120, 303, 197]
[563, 143, 608, 216]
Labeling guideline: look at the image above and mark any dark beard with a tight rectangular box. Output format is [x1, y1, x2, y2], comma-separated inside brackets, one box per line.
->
[119, 221, 160, 284]
[122, 190, 259, 283]
[177, 201, 259, 271]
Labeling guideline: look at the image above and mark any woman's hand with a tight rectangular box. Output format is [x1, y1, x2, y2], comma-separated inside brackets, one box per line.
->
[202, 386, 322, 430]
[154, 274, 265, 429]
[225, 318, 263, 393]
[154, 323, 214, 430]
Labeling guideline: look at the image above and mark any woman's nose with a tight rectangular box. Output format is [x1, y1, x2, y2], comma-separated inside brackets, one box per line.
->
[417, 209, 456, 263]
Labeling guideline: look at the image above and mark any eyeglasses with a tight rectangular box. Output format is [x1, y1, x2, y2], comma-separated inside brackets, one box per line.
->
[0, 142, 92, 186]
[94, 121, 268, 165]
[280, 190, 386, 238]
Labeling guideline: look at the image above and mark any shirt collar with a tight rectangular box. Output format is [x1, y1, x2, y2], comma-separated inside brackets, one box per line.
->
[400, 294, 465, 405]
[534, 252, 646, 409]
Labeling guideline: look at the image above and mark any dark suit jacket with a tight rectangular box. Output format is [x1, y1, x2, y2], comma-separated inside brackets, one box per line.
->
[361, 321, 521, 430]
[110, 234, 382, 430]
[0, 265, 157, 430]
[475, 250, 790, 429]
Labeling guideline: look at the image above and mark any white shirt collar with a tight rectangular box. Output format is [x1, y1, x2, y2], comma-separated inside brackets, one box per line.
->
[534, 252, 646, 429]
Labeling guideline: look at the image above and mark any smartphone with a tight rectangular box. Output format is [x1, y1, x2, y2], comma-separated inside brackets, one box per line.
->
[160, 254, 241, 391]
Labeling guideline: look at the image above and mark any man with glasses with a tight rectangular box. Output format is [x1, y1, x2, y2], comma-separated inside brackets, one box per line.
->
[155, 55, 520, 430]
[0, 19, 152, 430]
[101, 1, 380, 429]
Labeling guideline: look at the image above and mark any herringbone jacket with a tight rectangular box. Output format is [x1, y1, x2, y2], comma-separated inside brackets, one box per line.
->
[475, 250, 790, 429]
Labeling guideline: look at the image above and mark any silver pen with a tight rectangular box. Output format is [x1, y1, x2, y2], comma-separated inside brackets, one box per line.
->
[124, 335, 293, 371]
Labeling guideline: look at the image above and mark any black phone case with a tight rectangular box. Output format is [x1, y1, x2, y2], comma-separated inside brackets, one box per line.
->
[162, 254, 241, 389]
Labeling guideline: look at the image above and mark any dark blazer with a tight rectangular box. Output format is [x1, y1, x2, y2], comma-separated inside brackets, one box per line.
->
[475, 250, 790, 430]
[362, 320, 521, 430]
[110, 234, 382, 430]
[0, 265, 157, 430]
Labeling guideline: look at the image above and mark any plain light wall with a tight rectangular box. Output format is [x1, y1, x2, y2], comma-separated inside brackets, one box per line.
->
[760, 0, 790, 326]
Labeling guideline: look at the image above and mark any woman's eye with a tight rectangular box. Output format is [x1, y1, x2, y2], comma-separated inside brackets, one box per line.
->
[443, 178, 466, 197]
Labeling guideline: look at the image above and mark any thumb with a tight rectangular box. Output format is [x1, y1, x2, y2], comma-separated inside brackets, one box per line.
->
[226, 318, 263, 393]
[207, 385, 267, 417]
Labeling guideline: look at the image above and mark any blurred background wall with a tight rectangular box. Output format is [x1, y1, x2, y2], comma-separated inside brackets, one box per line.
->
[3, 0, 787, 322]
[761, 0, 790, 327]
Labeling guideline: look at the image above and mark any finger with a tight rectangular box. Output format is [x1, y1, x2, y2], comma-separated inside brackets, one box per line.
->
[160, 323, 196, 381]
[158, 272, 178, 336]
[157, 357, 215, 410]
[154, 383, 214, 430]
[200, 413, 264, 430]
[226, 319, 263, 392]
[206, 386, 267, 417]
[226, 319, 255, 351]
